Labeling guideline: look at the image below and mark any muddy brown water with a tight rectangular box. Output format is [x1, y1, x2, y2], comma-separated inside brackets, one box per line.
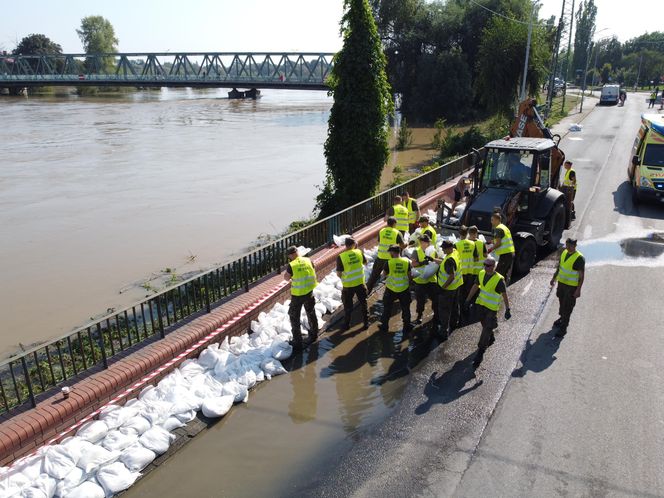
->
[0, 89, 332, 358]
[125, 306, 438, 498]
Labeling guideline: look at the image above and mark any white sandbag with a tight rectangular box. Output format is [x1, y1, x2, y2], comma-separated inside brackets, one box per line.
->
[178, 360, 206, 380]
[76, 420, 109, 444]
[21, 474, 56, 498]
[140, 401, 173, 426]
[76, 444, 120, 474]
[101, 430, 138, 452]
[333, 234, 351, 247]
[314, 302, 327, 316]
[95, 462, 140, 497]
[275, 316, 292, 336]
[296, 245, 311, 256]
[174, 409, 197, 424]
[196, 347, 221, 370]
[120, 415, 151, 436]
[191, 373, 224, 399]
[63, 480, 104, 498]
[162, 385, 202, 414]
[414, 262, 439, 279]
[0, 476, 22, 498]
[260, 359, 287, 378]
[138, 426, 175, 455]
[200, 396, 234, 418]
[271, 341, 292, 361]
[119, 445, 156, 472]
[13, 455, 44, 481]
[98, 406, 138, 430]
[42, 445, 78, 480]
[160, 416, 186, 432]
[221, 380, 248, 403]
[138, 385, 161, 403]
[53, 467, 84, 498]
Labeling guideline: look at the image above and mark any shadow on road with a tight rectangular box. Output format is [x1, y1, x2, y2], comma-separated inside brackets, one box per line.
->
[613, 180, 664, 220]
[511, 328, 561, 378]
[414, 355, 483, 415]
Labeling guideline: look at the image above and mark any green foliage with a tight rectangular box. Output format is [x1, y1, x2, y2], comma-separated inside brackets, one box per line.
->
[600, 63, 612, 84]
[317, 0, 393, 217]
[77, 15, 118, 73]
[440, 126, 488, 160]
[431, 118, 447, 149]
[421, 161, 440, 173]
[396, 118, 412, 150]
[483, 113, 511, 141]
[14, 34, 62, 56]
[392, 164, 403, 174]
[572, 0, 597, 84]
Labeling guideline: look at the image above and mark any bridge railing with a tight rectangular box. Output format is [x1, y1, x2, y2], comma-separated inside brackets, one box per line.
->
[0, 152, 473, 414]
[0, 53, 335, 87]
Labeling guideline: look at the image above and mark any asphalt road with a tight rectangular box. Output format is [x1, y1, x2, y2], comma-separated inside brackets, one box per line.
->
[309, 97, 664, 497]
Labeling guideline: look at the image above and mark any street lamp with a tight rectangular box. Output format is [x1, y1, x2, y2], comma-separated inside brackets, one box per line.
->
[520, 0, 542, 101]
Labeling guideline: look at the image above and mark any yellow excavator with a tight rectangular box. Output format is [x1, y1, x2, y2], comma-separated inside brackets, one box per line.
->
[442, 98, 570, 275]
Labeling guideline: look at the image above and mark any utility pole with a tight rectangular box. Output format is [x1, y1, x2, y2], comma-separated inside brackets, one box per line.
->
[560, 0, 575, 113]
[635, 53, 643, 90]
[580, 41, 593, 113]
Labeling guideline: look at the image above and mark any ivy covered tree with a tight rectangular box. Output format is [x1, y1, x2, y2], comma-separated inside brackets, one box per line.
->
[316, 0, 393, 217]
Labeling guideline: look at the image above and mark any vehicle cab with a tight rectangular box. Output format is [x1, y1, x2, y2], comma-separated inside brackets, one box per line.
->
[629, 114, 664, 204]
[600, 84, 620, 105]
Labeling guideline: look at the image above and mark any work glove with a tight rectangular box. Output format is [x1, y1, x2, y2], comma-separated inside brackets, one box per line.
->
[504, 308, 512, 320]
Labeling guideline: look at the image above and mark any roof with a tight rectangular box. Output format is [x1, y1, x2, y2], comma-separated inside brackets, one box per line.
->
[642, 114, 664, 136]
[485, 137, 555, 152]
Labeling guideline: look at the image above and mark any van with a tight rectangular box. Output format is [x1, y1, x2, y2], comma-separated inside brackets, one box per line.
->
[628, 114, 664, 204]
[600, 84, 620, 105]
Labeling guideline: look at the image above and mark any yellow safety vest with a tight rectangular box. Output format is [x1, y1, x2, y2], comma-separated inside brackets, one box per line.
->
[386, 257, 410, 293]
[421, 225, 437, 245]
[437, 251, 463, 291]
[563, 168, 577, 191]
[413, 247, 437, 284]
[455, 239, 476, 276]
[475, 270, 505, 311]
[378, 227, 399, 260]
[339, 249, 365, 288]
[471, 239, 485, 275]
[494, 223, 515, 256]
[405, 198, 417, 224]
[289, 256, 317, 296]
[556, 249, 583, 287]
[392, 204, 409, 232]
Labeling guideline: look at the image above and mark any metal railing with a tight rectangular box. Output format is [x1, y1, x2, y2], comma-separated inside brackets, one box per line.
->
[0, 152, 473, 414]
[0, 52, 334, 89]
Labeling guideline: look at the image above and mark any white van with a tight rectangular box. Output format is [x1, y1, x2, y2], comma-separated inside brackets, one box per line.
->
[600, 84, 620, 105]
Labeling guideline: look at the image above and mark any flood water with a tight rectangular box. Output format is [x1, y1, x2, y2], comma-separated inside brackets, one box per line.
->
[0, 89, 331, 357]
[126, 310, 438, 498]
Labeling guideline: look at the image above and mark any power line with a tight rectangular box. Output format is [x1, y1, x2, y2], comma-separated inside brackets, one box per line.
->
[466, 0, 547, 27]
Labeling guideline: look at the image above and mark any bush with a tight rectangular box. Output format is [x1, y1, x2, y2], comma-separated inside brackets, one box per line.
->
[431, 118, 447, 149]
[440, 126, 488, 159]
[396, 118, 413, 150]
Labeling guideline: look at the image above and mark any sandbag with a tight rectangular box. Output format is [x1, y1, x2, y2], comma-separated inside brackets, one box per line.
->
[98, 406, 138, 430]
[271, 341, 292, 361]
[62, 480, 104, 498]
[42, 445, 78, 480]
[119, 445, 156, 472]
[196, 348, 221, 370]
[174, 410, 197, 424]
[13, 456, 43, 482]
[221, 380, 248, 403]
[101, 430, 138, 452]
[75, 420, 109, 444]
[95, 462, 140, 497]
[160, 416, 186, 432]
[53, 467, 84, 498]
[120, 415, 151, 436]
[333, 234, 351, 247]
[23, 474, 56, 498]
[178, 360, 206, 379]
[201, 396, 234, 418]
[138, 427, 175, 455]
[260, 359, 287, 378]
[75, 445, 120, 474]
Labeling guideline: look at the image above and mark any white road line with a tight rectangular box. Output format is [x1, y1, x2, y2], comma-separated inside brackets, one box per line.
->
[583, 224, 592, 239]
[521, 281, 533, 296]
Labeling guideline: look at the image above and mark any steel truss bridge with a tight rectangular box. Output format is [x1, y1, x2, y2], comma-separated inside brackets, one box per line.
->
[0, 52, 335, 90]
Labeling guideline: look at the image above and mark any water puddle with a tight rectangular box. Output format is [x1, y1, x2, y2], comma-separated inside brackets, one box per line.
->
[579, 232, 664, 267]
[125, 307, 440, 498]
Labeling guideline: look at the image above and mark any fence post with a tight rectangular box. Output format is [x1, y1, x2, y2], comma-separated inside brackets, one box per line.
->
[156, 298, 165, 338]
[97, 323, 109, 369]
[243, 257, 250, 292]
[20, 357, 36, 408]
[204, 273, 211, 313]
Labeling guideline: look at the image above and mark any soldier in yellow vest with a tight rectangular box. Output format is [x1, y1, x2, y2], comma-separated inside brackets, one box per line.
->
[386, 195, 410, 235]
[336, 237, 369, 331]
[402, 191, 420, 233]
[379, 245, 412, 333]
[434, 240, 463, 340]
[468, 225, 487, 276]
[284, 246, 319, 352]
[367, 217, 405, 293]
[455, 225, 476, 317]
[464, 257, 511, 368]
[489, 212, 515, 281]
[418, 216, 437, 246]
[410, 234, 438, 325]
[561, 160, 577, 220]
[549, 238, 585, 338]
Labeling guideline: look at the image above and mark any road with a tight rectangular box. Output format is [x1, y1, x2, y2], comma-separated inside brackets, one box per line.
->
[308, 98, 664, 497]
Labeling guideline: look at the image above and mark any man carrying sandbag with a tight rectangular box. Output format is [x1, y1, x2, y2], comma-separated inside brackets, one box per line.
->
[283, 246, 319, 352]
[336, 237, 369, 331]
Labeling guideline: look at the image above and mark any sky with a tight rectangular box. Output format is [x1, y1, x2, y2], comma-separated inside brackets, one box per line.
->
[0, 0, 660, 55]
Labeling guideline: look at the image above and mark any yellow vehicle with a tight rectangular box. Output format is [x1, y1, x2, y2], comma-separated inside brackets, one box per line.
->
[628, 114, 664, 204]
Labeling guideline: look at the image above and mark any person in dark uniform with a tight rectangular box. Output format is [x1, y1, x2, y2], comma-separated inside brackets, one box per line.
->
[379, 245, 412, 332]
[410, 234, 438, 325]
[464, 257, 511, 368]
[434, 240, 463, 339]
[336, 237, 369, 331]
[550, 238, 585, 338]
[283, 246, 319, 352]
[366, 217, 405, 293]
[490, 211, 515, 281]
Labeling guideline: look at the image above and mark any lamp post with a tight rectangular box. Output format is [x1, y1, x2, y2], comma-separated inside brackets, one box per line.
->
[520, 0, 541, 101]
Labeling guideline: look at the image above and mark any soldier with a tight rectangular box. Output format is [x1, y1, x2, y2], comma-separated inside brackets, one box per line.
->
[379, 245, 412, 333]
[549, 238, 585, 338]
[336, 237, 369, 330]
[434, 240, 463, 340]
[283, 246, 319, 352]
[411, 234, 438, 325]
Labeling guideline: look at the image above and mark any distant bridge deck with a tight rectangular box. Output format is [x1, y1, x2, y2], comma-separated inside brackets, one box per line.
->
[0, 52, 335, 89]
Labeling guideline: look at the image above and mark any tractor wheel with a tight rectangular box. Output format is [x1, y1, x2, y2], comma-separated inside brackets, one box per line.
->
[514, 237, 537, 276]
[546, 202, 566, 250]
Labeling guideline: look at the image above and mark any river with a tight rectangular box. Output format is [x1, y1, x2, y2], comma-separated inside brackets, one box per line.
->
[0, 88, 331, 357]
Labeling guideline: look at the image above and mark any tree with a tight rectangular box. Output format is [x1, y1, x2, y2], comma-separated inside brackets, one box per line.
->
[571, 0, 597, 84]
[600, 63, 612, 83]
[14, 34, 62, 56]
[77, 16, 118, 73]
[316, 0, 393, 217]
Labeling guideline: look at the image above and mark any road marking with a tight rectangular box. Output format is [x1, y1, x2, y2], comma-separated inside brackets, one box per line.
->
[583, 225, 592, 239]
[521, 281, 533, 296]
[568, 137, 584, 141]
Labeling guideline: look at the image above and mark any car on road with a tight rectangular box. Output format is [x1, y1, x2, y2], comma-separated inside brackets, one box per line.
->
[600, 84, 620, 105]
[628, 113, 664, 204]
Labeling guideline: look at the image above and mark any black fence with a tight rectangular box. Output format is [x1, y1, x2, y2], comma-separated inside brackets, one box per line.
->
[0, 153, 473, 414]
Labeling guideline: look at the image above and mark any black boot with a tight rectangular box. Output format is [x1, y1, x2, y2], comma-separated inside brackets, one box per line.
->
[555, 327, 567, 338]
[553, 318, 562, 327]
[473, 348, 486, 369]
